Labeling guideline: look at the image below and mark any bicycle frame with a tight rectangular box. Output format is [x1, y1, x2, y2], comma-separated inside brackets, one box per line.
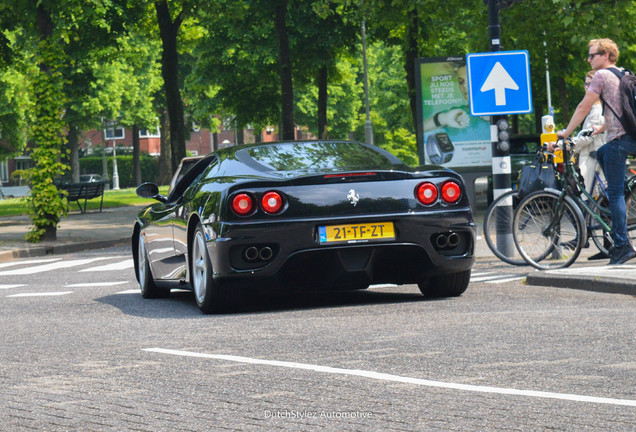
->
[559, 138, 613, 235]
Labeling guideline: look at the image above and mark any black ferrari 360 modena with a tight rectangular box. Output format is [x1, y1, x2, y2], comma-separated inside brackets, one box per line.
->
[132, 140, 475, 313]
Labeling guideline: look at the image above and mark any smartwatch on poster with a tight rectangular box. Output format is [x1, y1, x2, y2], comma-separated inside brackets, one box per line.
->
[426, 132, 454, 165]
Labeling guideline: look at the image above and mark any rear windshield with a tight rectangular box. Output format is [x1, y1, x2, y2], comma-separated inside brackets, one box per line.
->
[246, 141, 404, 172]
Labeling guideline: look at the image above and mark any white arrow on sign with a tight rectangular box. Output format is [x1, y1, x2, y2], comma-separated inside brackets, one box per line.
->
[480, 62, 519, 106]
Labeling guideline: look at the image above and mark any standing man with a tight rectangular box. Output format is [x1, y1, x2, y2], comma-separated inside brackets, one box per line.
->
[558, 38, 636, 265]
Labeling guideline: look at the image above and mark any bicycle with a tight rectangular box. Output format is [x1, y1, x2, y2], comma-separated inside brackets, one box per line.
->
[512, 130, 636, 269]
[483, 131, 608, 266]
[483, 189, 525, 265]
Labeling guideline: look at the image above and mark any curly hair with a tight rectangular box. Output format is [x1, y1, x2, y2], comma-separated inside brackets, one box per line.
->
[589, 38, 619, 63]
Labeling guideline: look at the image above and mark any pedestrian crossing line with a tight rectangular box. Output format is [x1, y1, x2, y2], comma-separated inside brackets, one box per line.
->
[0, 258, 62, 269]
[487, 276, 525, 284]
[0, 257, 116, 276]
[117, 288, 189, 295]
[471, 271, 496, 277]
[470, 274, 524, 283]
[0, 284, 26, 290]
[79, 259, 134, 272]
[65, 281, 129, 288]
[471, 274, 511, 282]
[369, 284, 398, 290]
[7, 291, 73, 298]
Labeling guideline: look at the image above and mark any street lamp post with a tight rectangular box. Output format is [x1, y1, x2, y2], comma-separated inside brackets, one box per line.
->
[102, 118, 120, 190]
[111, 140, 120, 190]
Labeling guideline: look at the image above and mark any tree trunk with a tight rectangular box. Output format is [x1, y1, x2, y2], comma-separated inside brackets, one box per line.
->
[32, 3, 58, 241]
[234, 119, 245, 146]
[557, 75, 570, 122]
[158, 107, 172, 185]
[132, 124, 142, 185]
[274, 0, 295, 140]
[317, 65, 328, 139]
[404, 9, 419, 136]
[155, 1, 187, 173]
[68, 125, 80, 183]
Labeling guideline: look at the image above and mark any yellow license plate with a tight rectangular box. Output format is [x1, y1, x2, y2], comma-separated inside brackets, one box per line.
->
[318, 222, 395, 244]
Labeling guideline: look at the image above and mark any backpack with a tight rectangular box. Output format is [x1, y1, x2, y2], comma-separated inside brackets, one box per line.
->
[601, 67, 636, 139]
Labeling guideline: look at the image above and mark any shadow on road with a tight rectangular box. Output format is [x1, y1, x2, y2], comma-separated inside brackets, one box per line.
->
[96, 285, 445, 318]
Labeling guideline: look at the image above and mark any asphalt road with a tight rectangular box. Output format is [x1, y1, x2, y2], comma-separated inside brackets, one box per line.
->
[1, 246, 634, 431]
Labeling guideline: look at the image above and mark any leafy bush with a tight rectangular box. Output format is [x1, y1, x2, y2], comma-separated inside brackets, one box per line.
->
[79, 154, 160, 188]
[377, 128, 419, 166]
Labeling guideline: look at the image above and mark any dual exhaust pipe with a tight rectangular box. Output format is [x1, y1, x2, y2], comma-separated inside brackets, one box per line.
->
[434, 231, 460, 249]
[244, 246, 274, 262]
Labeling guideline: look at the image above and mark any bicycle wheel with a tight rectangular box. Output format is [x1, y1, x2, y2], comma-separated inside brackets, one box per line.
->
[513, 190, 585, 270]
[626, 175, 636, 229]
[483, 190, 526, 265]
[587, 195, 613, 256]
[589, 175, 636, 255]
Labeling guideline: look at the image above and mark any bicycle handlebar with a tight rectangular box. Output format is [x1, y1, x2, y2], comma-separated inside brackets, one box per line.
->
[576, 128, 594, 139]
[543, 128, 595, 152]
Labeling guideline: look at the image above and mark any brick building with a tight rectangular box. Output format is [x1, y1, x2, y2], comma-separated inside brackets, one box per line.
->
[1, 124, 314, 186]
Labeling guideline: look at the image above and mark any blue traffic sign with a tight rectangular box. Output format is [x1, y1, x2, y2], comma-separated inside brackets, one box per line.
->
[466, 50, 533, 116]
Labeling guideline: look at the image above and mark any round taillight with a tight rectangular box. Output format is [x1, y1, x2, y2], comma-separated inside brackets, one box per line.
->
[232, 193, 253, 215]
[416, 182, 438, 205]
[261, 191, 283, 214]
[441, 181, 461, 204]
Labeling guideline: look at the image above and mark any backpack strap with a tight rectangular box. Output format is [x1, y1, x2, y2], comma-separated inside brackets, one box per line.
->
[599, 67, 624, 127]
[605, 67, 624, 79]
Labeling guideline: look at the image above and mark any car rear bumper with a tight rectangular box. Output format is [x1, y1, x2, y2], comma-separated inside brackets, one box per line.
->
[205, 209, 475, 289]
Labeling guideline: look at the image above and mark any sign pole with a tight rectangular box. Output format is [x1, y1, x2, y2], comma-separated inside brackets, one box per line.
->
[488, 0, 515, 257]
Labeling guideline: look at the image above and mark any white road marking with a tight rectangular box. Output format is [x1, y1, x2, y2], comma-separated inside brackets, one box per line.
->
[144, 348, 636, 408]
[471, 274, 511, 282]
[65, 281, 129, 287]
[487, 276, 525, 284]
[8, 291, 73, 298]
[117, 289, 140, 294]
[471, 271, 495, 277]
[0, 258, 62, 269]
[116, 288, 187, 294]
[368, 284, 398, 290]
[79, 259, 134, 272]
[0, 257, 115, 276]
[0, 284, 26, 290]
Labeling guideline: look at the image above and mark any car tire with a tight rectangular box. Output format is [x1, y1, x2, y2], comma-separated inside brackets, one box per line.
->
[417, 269, 471, 298]
[138, 232, 170, 299]
[191, 223, 242, 314]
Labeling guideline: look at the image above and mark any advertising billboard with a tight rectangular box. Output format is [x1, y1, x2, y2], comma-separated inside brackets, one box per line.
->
[415, 57, 492, 169]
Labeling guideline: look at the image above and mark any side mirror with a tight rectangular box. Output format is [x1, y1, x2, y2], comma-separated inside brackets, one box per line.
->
[136, 182, 167, 203]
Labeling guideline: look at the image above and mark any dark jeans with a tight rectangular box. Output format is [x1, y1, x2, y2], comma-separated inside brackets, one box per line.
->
[597, 134, 636, 247]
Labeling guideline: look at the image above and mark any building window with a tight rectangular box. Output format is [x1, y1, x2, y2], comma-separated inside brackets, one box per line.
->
[104, 126, 125, 140]
[15, 157, 33, 171]
[139, 127, 160, 138]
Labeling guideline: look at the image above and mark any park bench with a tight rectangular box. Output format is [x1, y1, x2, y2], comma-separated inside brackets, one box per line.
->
[58, 181, 106, 214]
